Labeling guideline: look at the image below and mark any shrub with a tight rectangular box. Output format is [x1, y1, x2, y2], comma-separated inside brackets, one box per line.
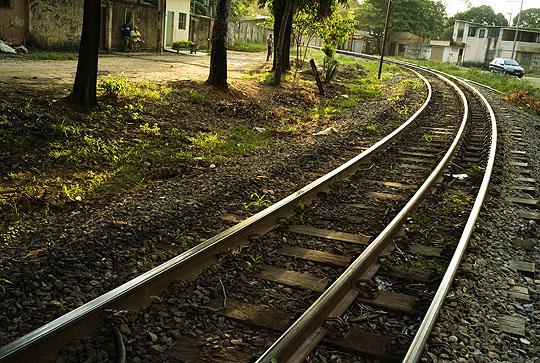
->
[172, 41, 195, 51]
[100, 74, 127, 99]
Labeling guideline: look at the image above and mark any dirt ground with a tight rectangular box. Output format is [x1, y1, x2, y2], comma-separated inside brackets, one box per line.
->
[0, 50, 266, 86]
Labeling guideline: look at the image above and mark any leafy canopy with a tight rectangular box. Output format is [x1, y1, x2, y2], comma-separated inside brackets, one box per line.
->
[449, 5, 508, 27]
[354, 0, 446, 39]
[513, 8, 540, 28]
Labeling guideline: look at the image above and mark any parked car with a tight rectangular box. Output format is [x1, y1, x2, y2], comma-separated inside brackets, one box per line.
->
[489, 58, 525, 78]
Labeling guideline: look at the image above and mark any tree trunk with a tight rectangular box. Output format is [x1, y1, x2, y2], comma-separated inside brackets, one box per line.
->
[72, 0, 101, 107]
[206, 0, 231, 90]
[272, 0, 292, 72]
[274, 0, 292, 86]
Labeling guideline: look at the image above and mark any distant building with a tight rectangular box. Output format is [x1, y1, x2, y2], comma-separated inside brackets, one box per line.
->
[437, 20, 540, 72]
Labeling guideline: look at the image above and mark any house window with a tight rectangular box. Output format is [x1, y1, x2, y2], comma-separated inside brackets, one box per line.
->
[488, 28, 500, 38]
[0, 0, 13, 7]
[521, 53, 532, 64]
[469, 27, 477, 37]
[457, 30, 464, 38]
[178, 13, 186, 30]
[479, 29, 486, 38]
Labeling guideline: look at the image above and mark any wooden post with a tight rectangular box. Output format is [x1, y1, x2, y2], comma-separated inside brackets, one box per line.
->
[310, 59, 324, 96]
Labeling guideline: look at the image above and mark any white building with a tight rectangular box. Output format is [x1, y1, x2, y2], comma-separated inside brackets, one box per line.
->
[164, 0, 191, 46]
[448, 20, 540, 72]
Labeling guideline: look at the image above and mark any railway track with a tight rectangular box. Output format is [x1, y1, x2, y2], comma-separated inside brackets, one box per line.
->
[0, 60, 497, 362]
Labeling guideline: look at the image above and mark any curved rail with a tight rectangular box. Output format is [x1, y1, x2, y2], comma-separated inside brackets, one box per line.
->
[0, 72, 432, 362]
[403, 76, 497, 363]
[256, 69, 470, 363]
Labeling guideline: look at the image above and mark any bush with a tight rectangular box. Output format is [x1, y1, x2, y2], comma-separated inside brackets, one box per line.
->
[172, 41, 195, 51]
[100, 74, 127, 99]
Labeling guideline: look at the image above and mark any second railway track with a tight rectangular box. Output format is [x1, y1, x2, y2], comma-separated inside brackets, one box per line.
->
[1, 61, 499, 362]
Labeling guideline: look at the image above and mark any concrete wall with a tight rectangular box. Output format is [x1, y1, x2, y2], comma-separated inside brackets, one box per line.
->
[27, 0, 157, 51]
[29, 0, 84, 49]
[165, 0, 190, 43]
[113, 2, 158, 51]
[405, 44, 431, 60]
[531, 54, 540, 71]
[190, 14, 212, 49]
[227, 18, 272, 46]
[0, 0, 28, 44]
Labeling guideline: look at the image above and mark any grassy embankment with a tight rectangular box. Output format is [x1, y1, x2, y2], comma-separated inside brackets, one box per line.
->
[0, 49, 412, 229]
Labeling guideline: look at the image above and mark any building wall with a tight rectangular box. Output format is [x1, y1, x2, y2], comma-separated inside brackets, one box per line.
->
[189, 14, 212, 49]
[404, 44, 431, 60]
[28, 0, 158, 51]
[227, 19, 272, 46]
[165, 0, 190, 44]
[0, 0, 28, 44]
[29, 0, 84, 49]
[113, 2, 158, 51]
[531, 54, 540, 71]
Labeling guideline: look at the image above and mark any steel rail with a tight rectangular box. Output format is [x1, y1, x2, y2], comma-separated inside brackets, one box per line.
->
[0, 72, 432, 362]
[403, 77, 497, 363]
[256, 69, 469, 362]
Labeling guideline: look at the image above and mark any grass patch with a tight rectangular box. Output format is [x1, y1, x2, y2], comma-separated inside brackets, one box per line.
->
[228, 42, 268, 52]
[392, 57, 540, 98]
[526, 71, 540, 79]
[22, 52, 77, 61]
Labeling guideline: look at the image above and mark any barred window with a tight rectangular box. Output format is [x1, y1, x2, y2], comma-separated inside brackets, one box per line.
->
[0, 0, 14, 8]
[178, 13, 186, 30]
[468, 27, 477, 37]
[521, 53, 532, 64]
[479, 29, 486, 38]
[488, 28, 500, 38]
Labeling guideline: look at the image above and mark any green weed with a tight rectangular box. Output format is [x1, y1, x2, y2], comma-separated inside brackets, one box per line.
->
[22, 52, 76, 61]
[100, 74, 127, 99]
[244, 254, 263, 264]
[365, 124, 378, 132]
[0, 278, 12, 293]
[245, 193, 271, 209]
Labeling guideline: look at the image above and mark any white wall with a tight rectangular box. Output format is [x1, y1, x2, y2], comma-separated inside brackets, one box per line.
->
[166, 0, 190, 43]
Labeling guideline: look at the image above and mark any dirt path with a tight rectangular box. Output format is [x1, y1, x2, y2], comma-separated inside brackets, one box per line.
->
[0, 50, 268, 86]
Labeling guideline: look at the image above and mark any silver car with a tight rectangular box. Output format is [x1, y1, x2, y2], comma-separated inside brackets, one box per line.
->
[489, 58, 524, 78]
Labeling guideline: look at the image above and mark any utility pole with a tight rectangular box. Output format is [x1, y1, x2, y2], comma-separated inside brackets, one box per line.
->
[511, 0, 524, 60]
[378, 0, 392, 80]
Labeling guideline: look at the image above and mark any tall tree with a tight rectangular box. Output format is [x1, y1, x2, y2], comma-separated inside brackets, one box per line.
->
[258, 0, 347, 85]
[206, 0, 231, 90]
[355, 0, 446, 52]
[72, 0, 101, 107]
[449, 5, 508, 27]
[513, 8, 540, 28]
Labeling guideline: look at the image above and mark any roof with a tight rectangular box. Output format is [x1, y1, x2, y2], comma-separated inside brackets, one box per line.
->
[454, 19, 540, 33]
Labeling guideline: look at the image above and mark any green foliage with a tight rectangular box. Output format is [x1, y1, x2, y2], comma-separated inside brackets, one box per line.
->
[296, 201, 305, 222]
[422, 134, 433, 143]
[100, 74, 127, 99]
[140, 123, 161, 136]
[513, 8, 540, 28]
[0, 278, 12, 293]
[449, 5, 508, 27]
[172, 41, 195, 50]
[228, 42, 268, 52]
[321, 43, 338, 82]
[393, 58, 540, 100]
[365, 124, 378, 132]
[244, 254, 263, 264]
[245, 193, 272, 209]
[355, 0, 446, 41]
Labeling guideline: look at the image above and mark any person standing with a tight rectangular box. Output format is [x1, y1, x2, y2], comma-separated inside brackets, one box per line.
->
[266, 34, 273, 62]
[121, 21, 131, 52]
